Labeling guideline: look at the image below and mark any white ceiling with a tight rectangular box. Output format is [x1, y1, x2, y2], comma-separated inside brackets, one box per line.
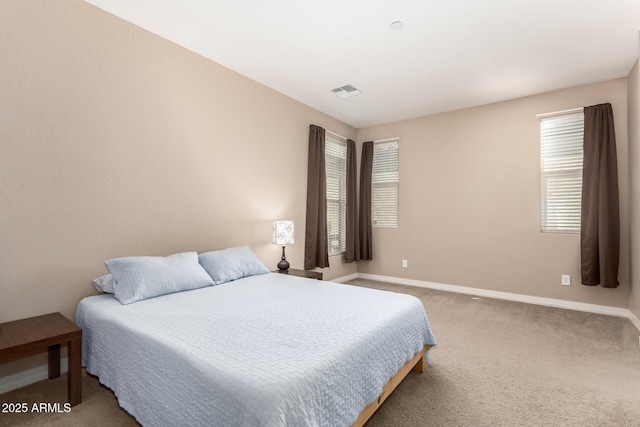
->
[85, 0, 640, 128]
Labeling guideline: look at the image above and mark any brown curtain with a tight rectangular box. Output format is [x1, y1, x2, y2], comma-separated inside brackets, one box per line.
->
[304, 125, 329, 270]
[580, 103, 619, 288]
[359, 141, 374, 260]
[345, 139, 360, 263]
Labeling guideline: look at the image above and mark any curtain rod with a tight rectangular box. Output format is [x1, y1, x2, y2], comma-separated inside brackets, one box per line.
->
[374, 137, 399, 143]
[535, 107, 583, 120]
[326, 130, 349, 141]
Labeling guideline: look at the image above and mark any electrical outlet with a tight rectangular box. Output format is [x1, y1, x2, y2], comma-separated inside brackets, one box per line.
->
[561, 275, 571, 286]
[402, 259, 408, 268]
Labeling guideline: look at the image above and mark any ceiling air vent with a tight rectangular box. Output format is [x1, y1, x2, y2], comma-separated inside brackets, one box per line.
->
[330, 84, 362, 99]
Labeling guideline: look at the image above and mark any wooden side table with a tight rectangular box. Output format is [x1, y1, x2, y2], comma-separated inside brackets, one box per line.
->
[272, 268, 323, 281]
[0, 313, 82, 406]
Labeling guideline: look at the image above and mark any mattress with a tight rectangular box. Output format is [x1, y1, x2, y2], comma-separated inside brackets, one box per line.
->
[76, 273, 437, 426]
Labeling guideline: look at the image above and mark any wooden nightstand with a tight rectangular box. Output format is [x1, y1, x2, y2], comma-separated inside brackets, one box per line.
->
[272, 268, 323, 280]
[0, 313, 82, 406]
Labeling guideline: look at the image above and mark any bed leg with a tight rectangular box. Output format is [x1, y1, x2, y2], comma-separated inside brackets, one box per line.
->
[412, 354, 426, 373]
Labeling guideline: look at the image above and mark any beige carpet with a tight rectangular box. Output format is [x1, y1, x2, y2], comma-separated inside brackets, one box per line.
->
[2, 279, 639, 426]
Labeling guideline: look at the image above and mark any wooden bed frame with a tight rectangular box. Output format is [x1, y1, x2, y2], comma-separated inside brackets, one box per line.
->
[352, 345, 430, 427]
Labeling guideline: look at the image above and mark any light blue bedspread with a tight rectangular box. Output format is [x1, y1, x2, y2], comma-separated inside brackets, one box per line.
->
[77, 274, 437, 426]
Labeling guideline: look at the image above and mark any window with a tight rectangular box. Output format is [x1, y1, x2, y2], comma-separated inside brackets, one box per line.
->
[372, 139, 399, 228]
[325, 135, 347, 255]
[540, 112, 584, 233]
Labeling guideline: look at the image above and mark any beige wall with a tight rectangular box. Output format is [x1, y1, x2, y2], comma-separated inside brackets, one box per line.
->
[1, 0, 636, 385]
[357, 79, 630, 308]
[629, 50, 640, 318]
[0, 0, 357, 376]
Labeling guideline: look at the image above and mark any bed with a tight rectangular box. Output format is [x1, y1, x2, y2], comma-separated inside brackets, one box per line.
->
[77, 249, 437, 426]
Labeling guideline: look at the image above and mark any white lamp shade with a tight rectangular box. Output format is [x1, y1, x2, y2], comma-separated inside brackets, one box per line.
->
[273, 221, 294, 245]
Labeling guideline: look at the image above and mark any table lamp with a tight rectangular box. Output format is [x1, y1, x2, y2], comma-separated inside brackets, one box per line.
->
[273, 220, 294, 272]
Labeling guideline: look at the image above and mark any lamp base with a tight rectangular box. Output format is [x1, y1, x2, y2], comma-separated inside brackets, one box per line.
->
[277, 259, 290, 272]
[277, 246, 290, 272]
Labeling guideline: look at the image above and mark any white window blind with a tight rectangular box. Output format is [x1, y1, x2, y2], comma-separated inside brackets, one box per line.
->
[325, 135, 347, 255]
[372, 139, 399, 228]
[540, 112, 584, 233]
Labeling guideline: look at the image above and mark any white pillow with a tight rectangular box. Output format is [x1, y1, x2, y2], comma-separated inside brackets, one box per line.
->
[92, 274, 114, 293]
[105, 251, 214, 304]
[198, 246, 269, 285]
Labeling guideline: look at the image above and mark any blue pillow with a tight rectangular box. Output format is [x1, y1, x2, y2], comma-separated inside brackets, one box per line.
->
[106, 252, 214, 304]
[92, 274, 114, 294]
[198, 246, 269, 285]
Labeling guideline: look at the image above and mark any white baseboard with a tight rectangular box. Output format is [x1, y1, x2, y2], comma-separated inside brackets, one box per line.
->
[629, 311, 640, 333]
[0, 358, 68, 395]
[331, 273, 359, 283]
[357, 273, 637, 325]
